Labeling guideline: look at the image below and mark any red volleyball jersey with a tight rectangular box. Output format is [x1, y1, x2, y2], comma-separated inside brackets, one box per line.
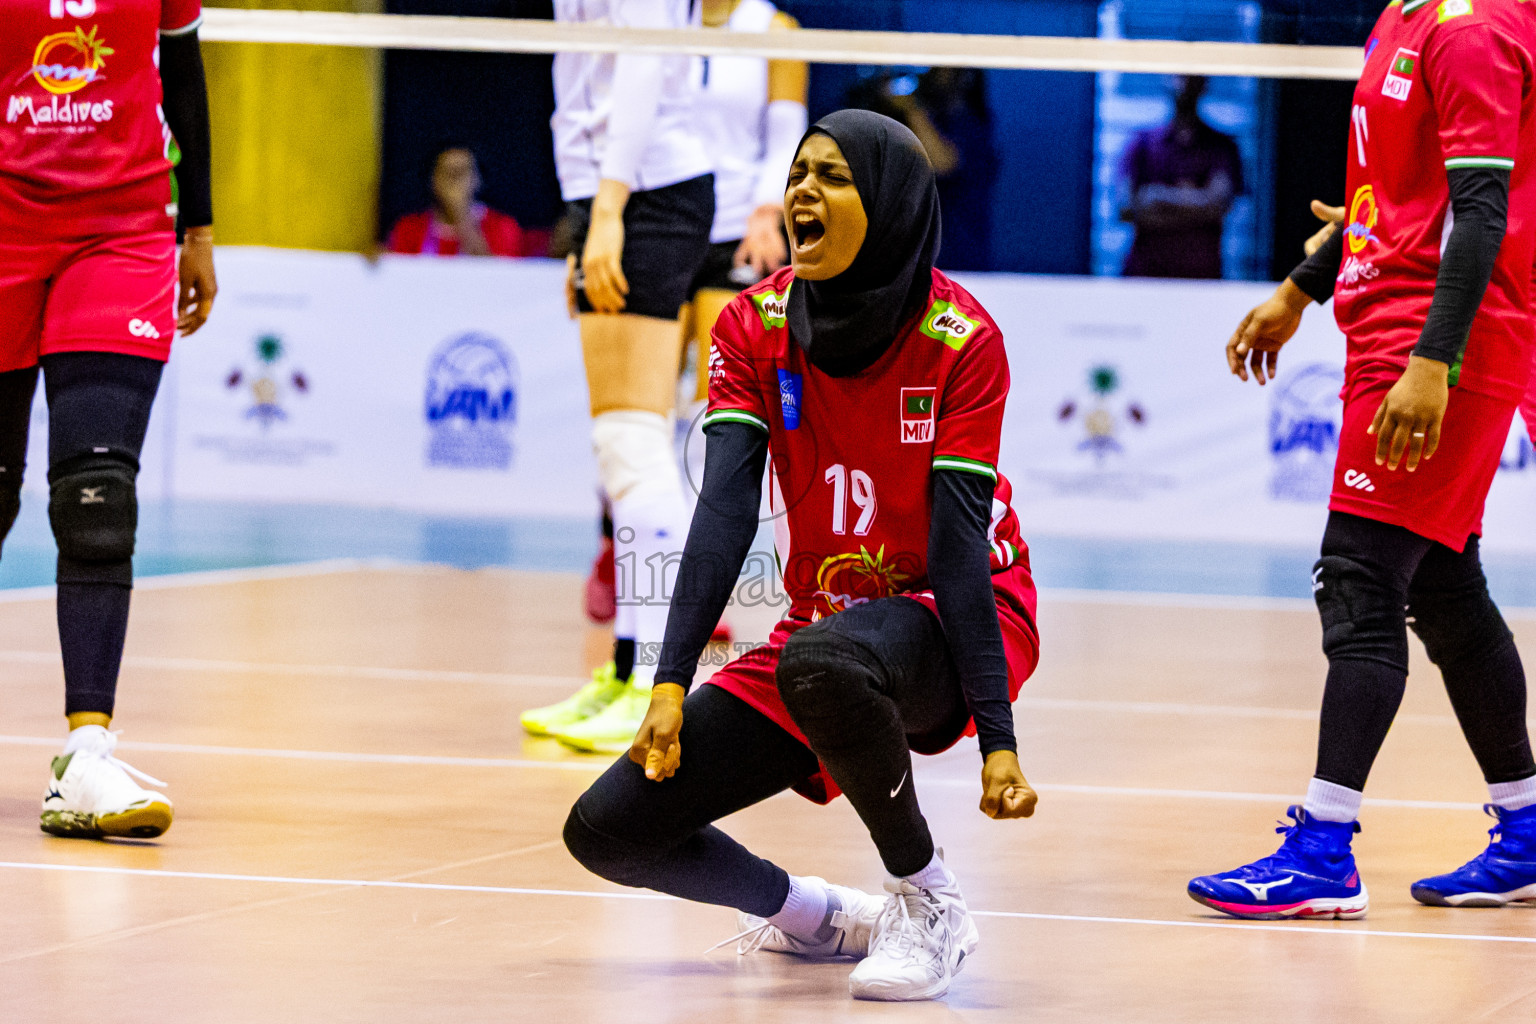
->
[704, 267, 1035, 636]
[1333, 0, 1536, 403]
[1, 0, 200, 234]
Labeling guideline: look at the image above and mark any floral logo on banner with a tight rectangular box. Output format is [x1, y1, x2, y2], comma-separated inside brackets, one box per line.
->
[225, 333, 309, 431]
[1057, 364, 1146, 462]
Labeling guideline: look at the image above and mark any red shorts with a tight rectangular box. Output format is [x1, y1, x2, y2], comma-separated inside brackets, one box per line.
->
[0, 229, 177, 374]
[1330, 377, 1517, 551]
[703, 574, 1040, 805]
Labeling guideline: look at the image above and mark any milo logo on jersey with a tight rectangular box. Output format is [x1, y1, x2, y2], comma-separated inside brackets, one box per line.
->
[753, 284, 791, 330]
[920, 301, 977, 351]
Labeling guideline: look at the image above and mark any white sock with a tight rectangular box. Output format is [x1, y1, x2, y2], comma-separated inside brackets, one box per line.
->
[768, 874, 829, 939]
[613, 482, 689, 691]
[1489, 777, 1536, 811]
[904, 849, 955, 890]
[1304, 778, 1363, 823]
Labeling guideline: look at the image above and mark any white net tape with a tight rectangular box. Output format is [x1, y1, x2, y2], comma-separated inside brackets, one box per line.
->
[198, 9, 1364, 81]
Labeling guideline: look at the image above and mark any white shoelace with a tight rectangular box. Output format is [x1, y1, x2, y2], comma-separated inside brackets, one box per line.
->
[873, 883, 946, 966]
[703, 920, 777, 957]
[76, 731, 168, 789]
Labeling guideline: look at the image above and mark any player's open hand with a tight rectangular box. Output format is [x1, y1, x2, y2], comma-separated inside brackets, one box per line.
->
[177, 226, 218, 336]
[580, 180, 631, 314]
[629, 682, 685, 782]
[734, 204, 789, 279]
[979, 749, 1037, 820]
[1227, 279, 1309, 385]
[1303, 199, 1345, 257]
[1369, 356, 1448, 472]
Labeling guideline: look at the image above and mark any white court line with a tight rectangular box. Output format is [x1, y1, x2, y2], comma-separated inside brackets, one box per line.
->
[1, 861, 1530, 947]
[0, 650, 579, 689]
[0, 558, 402, 603]
[0, 734, 1489, 809]
[0, 652, 1469, 723]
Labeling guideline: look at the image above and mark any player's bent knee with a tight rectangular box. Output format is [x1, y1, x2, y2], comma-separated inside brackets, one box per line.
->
[48, 451, 138, 584]
[591, 410, 681, 503]
[1408, 586, 1513, 668]
[1312, 554, 1409, 668]
[776, 624, 875, 714]
[562, 800, 661, 887]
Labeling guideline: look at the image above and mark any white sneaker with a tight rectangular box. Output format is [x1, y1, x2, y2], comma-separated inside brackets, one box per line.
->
[40, 726, 174, 839]
[848, 869, 980, 1001]
[718, 880, 885, 959]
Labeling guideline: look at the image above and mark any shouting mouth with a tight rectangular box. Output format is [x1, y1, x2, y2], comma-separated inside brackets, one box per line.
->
[792, 210, 826, 251]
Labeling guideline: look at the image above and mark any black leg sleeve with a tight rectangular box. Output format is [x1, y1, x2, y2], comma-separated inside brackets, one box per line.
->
[42, 353, 163, 718]
[776, 596, 966, 878]
[564, 685, 819, 917]
[1408, 536, 1535, 786]
[1312, 512, 1432, 791]
[0, 366, 39, 554]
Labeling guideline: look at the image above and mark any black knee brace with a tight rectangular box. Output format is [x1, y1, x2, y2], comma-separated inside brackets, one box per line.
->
[775, 622, 879, 715]
[1408, 583, 1514, 670]
[49, 449, 138, 587]
[1312, 554, 1410, 671]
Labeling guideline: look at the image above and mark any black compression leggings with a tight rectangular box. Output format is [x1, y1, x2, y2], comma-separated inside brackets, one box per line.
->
[0, 353, 163, 716]
[1313, 511, 1533, 791]
[564, 596, 970, 915]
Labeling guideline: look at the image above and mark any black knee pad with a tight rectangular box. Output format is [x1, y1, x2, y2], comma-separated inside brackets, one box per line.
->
[49, 450, 138, 585]
[1408, 585, 1513, 669]
[775, 623, 879, 712]
[1312, 554, 1410, 670]
[562, 800, 654, 887]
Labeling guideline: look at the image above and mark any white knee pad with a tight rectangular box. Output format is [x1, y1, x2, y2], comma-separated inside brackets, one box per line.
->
[591, 410, 681, 503]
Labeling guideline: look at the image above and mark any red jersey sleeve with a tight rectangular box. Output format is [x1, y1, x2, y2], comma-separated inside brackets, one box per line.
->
[386, 213, 428, 255]
[479, 209, 527, 258]
[160, 0, 203, 34]
[700, 294, 773, 435]
[1426, 18, 1525, 173]
[931, 317, 1009, 481]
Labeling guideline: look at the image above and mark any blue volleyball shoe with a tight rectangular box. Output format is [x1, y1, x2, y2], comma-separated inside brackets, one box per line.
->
[1411, 803, 1536, 907]
[1188, 806, 1367, 920]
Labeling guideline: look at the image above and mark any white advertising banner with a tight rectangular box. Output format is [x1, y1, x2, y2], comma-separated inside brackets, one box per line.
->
[20, 249, 1536, 552]
[167, 249, 597, 517]
[949, 273, 1536, 554]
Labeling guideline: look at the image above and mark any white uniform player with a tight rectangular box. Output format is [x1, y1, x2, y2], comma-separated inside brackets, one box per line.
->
[523, 0, 718, 751]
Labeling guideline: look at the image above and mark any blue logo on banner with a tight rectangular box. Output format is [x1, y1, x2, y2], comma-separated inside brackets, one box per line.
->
[425, 333, 518, 469]
[1268, 363, 1343, 502]
[777, 369, 802, 430]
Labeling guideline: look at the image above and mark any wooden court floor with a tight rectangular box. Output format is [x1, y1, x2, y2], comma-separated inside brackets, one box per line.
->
[2, 563, 1535, 1023]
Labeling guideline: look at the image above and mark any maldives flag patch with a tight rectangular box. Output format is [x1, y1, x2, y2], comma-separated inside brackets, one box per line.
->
[900, 387, 936, 443]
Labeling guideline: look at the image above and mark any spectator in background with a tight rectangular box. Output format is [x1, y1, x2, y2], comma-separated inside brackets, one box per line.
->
[387, 145, 550, 257]
[850, 69, 998, 271]
[1117, 76, 1242, 279]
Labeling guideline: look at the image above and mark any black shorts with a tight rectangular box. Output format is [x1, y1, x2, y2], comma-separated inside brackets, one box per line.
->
[568, 174, 714, 321]
[689, 240, 748, 295]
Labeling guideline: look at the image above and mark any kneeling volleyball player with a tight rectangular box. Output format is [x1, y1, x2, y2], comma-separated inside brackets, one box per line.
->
[563, 110, 1041, 1002]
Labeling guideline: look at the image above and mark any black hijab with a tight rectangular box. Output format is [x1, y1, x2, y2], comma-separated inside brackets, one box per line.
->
[786, 109, 942, 377]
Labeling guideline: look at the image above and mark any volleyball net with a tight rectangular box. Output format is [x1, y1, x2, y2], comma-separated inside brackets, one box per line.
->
[198, 8, 1363, 80]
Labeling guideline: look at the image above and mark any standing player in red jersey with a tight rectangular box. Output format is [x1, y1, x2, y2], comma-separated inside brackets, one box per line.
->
[562, 111, 1040, 1003]
[0, 0, 215, 838]
[1190, 0, 1536, 918]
